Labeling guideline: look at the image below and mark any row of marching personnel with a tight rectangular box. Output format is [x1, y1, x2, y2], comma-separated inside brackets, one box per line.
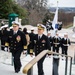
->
[0, 21, 71, 75]
[0, 24, 71, 56]
[47, 32, 71, 56]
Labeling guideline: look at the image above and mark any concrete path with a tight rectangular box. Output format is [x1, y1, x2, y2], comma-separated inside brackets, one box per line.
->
[0, 50, 75, 75]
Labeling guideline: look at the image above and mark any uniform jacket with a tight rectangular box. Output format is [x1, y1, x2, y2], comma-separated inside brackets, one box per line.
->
[30, 34, 51, 56]
[0, 29, 9, 42]
[29, 32, 35, 43]
[48, 36, 53, 46]
[61, 38, 71, 47]
[5, 30, 27, 52]
[52, 36, 61, 47]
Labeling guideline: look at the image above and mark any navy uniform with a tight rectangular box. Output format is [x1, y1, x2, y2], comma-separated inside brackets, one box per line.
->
[47, 32, 53, 47]
[52, 33, 60, 75]
[61, 33, 71, 55]
[28, 28, 35, 54]
[52, 33, 61, 53]
[0, 25, 9, 50]
[47, 32, 53, 56]
[5, 21, 27, 73]
[30, 24, 51, 75]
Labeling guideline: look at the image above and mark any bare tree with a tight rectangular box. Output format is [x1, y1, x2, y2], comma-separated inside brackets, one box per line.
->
[14, 0, 49, 25]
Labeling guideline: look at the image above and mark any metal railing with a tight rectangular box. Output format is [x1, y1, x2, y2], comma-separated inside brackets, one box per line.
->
[23, 50, 49, 74]
[23, 50, 73, 75]
[48, 51, 73, 75]
[70, 41, 75, 64]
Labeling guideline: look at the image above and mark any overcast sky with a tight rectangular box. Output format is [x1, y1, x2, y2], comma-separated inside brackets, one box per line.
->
[47, 0, 75, 7]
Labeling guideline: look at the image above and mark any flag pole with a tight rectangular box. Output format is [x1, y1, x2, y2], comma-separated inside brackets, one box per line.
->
[55, 1, 59, 35]
[57, 1, 59, 8]
[57, 1, 59, 23]
[52, 1, 59, 35]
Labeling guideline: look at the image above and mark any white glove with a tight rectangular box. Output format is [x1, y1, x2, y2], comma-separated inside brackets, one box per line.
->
[67, 44, 69, 46]
[33, 52, 35, 55]
[23, 50, 27, 54]
[4, 47, 8, 52]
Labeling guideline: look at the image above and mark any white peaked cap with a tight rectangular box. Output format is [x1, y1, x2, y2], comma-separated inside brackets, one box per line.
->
[48, 19, 51, 22]
[4, 24, 8, 28]
[48, 31, 51, 34]
[0, 24, 8, 29]
[31, 27, 34, 30]
[0, 26, 5, 29]
[10, 26, 13, 29]
[37, 23, 46, 29]
[27, 30, 31, 33]
[12, 21, 20, 25]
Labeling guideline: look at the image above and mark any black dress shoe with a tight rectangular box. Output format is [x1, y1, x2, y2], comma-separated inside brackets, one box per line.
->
[15, 69, 20, 73]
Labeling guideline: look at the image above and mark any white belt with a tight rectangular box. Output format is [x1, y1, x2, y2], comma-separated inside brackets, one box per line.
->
[63, 44, 69, 46]
[54, 43, 59, 45]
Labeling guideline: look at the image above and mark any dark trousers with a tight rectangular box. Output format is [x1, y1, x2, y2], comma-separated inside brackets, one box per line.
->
[1, 39, 5, 51]
[12, 50, 22, 72]
[62, 46, 68, 55]
[37, 55, 46, 75]
[53, 46, 59, 53]
[27, 45, 31, 54]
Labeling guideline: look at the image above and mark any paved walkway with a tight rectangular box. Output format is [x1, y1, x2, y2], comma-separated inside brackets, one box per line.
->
[0, 50, 75, 75]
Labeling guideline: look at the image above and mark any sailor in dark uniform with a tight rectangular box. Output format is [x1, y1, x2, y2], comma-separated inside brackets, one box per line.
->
[52, 33, 60, 75]
[47, 32, 53, 56]
[29, 28, 35, 44]
[28, 28, 35, 54]
[0, 26, 5, 50]
[52, 33, 61, 53]
[61, 33, 71, 55]
[0, 25, 9, 50]
[30, 24, 51, 75]
[5, 21, 27, 73]
[47, 32, 53, 48]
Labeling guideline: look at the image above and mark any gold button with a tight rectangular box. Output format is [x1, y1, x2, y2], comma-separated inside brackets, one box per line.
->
[15, 45, 16, 46]
[14, 48, 16, 50]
